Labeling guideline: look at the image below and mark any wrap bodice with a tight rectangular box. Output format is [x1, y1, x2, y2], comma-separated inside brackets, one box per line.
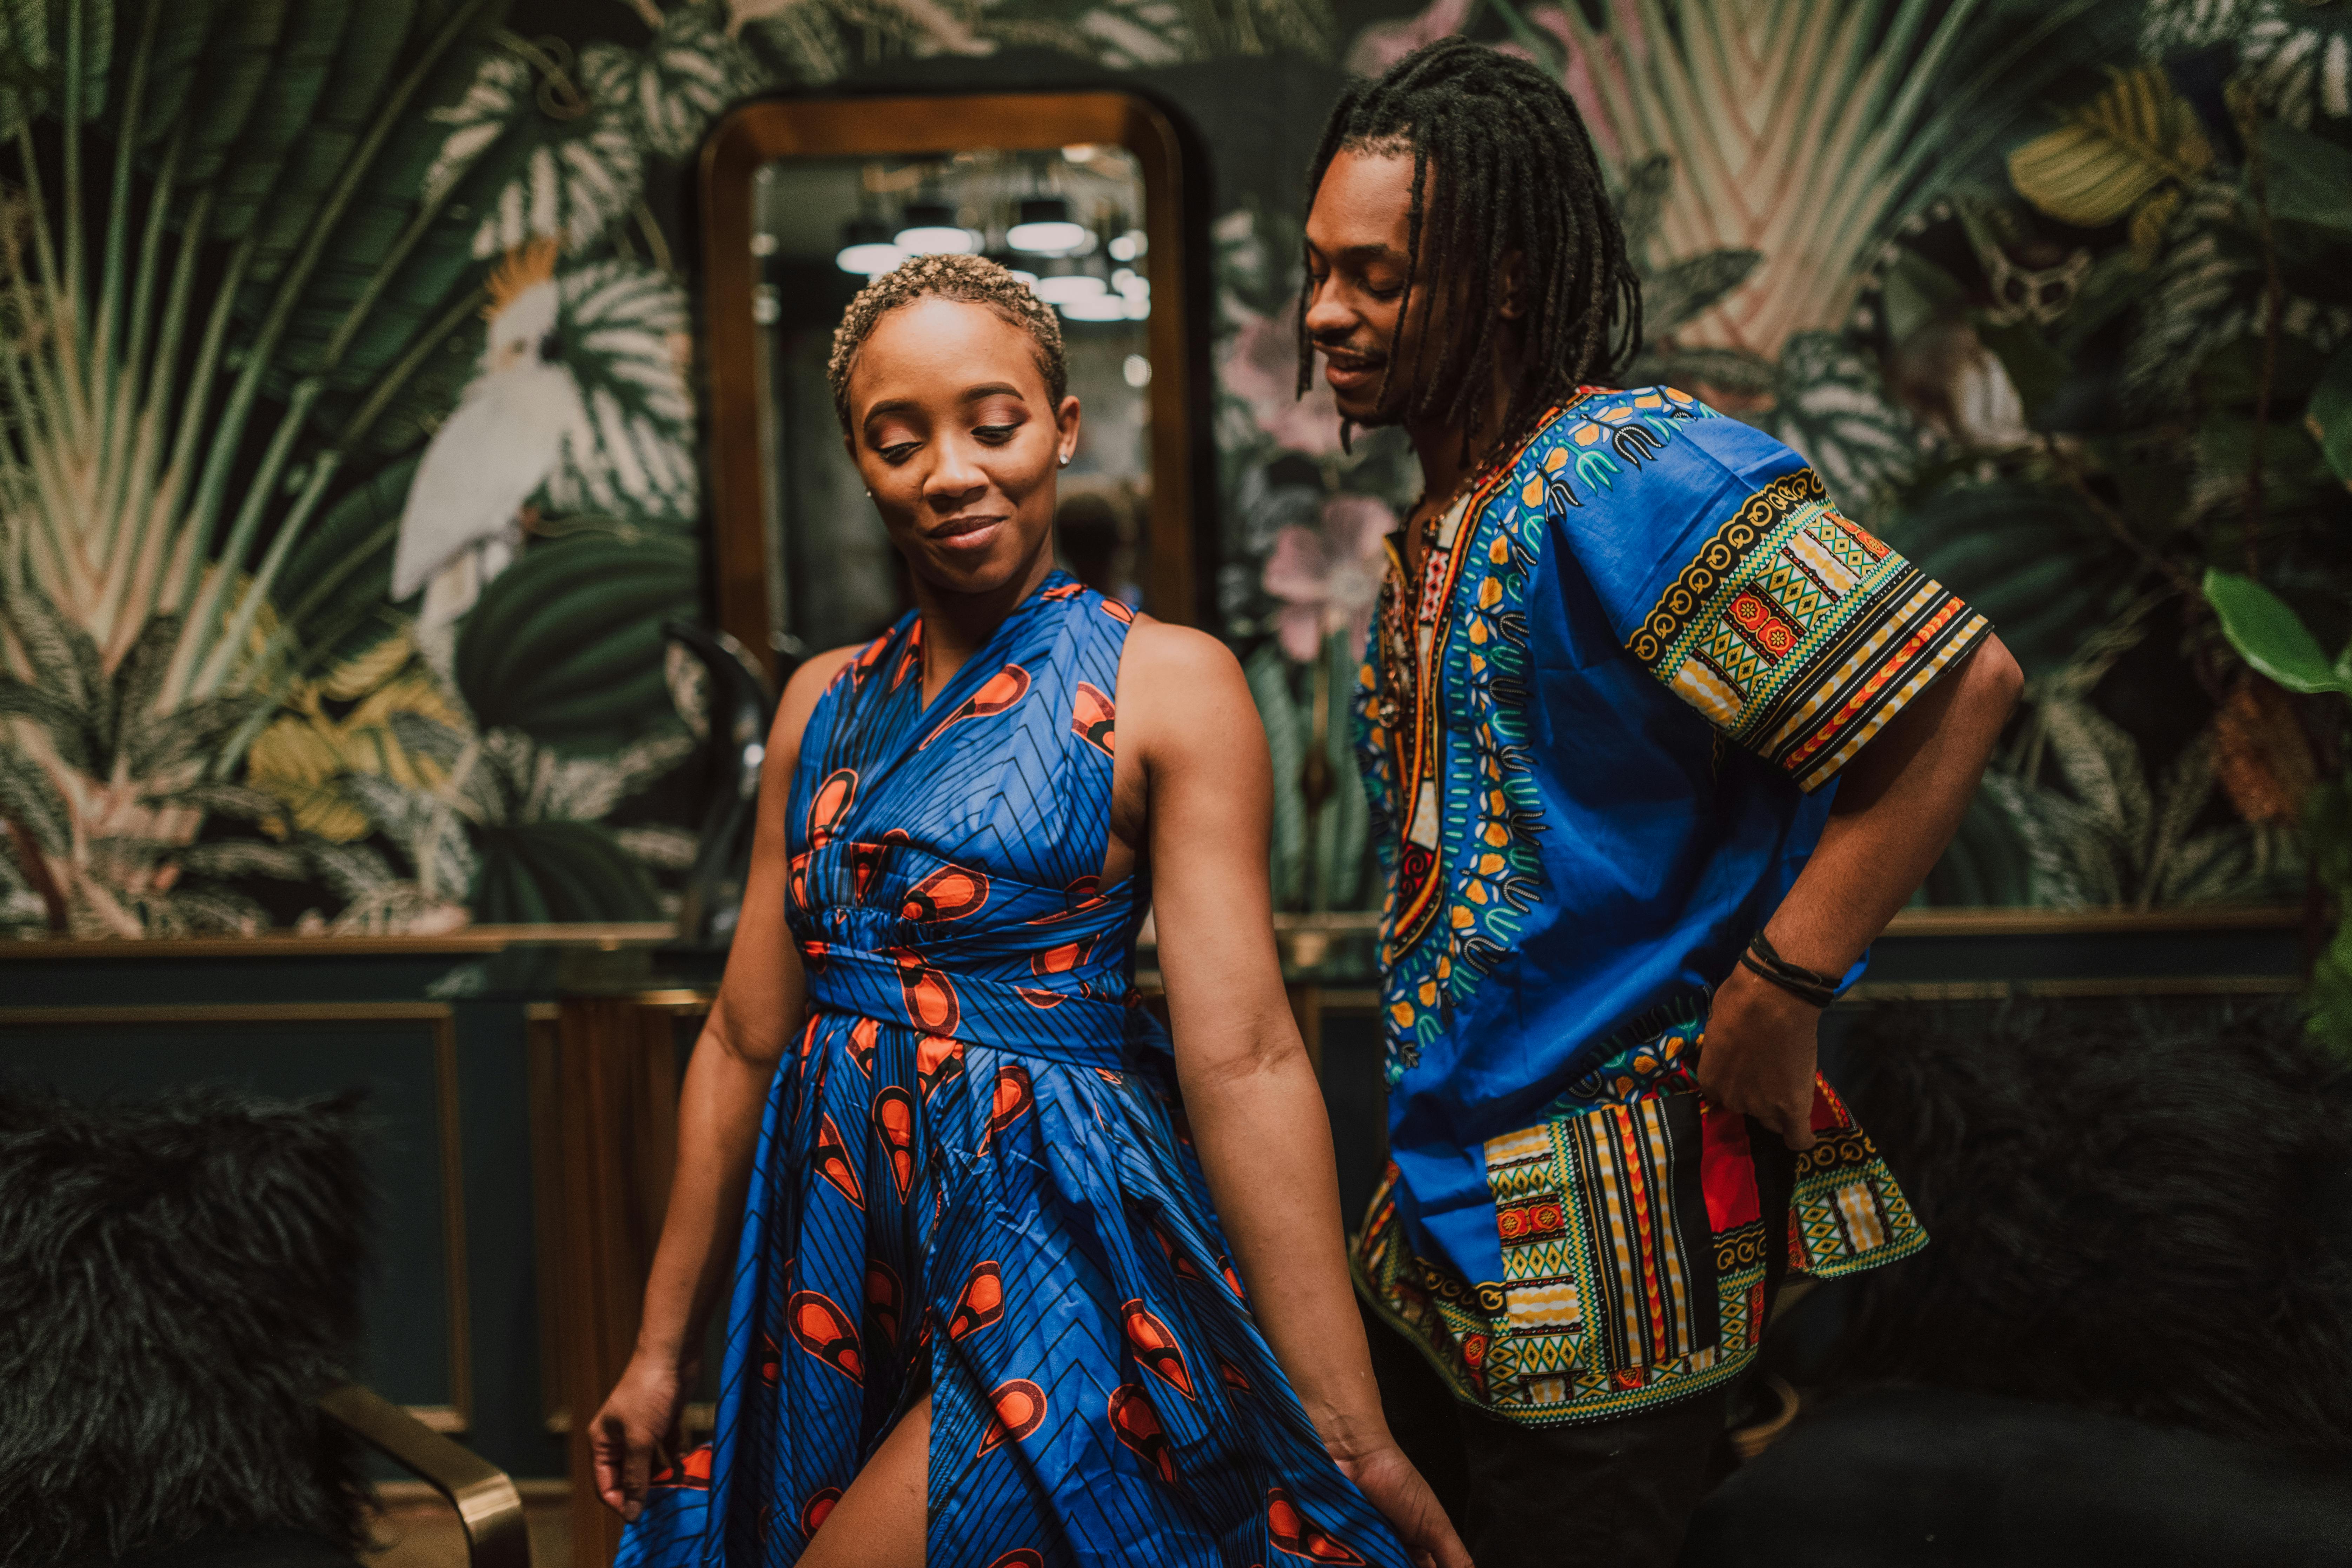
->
[784, 574, 1155, 1065]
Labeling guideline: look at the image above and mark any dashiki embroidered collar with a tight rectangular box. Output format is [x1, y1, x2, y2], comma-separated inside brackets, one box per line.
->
[1374, 401, 1581, 964]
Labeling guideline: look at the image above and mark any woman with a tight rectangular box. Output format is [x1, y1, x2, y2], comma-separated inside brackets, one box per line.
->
[592, 254, 1467, 1568]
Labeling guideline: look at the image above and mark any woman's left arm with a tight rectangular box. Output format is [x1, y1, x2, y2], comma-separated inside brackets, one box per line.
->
[1124, 624, 1467, 1568]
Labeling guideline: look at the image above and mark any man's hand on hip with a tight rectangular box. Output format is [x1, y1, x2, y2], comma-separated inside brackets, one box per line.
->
[1694, 964, 1819, 1151]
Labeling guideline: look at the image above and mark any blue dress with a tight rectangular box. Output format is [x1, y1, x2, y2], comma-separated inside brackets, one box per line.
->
[616, 573, 1409, 1568]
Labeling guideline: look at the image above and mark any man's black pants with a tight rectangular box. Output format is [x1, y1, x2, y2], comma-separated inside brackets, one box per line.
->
[1360, 1118, 1796, 1568]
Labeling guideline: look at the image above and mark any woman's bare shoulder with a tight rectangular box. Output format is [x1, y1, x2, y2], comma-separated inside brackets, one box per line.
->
[1119, 615, 1245, 694]
[1115, 617, 1260, 766]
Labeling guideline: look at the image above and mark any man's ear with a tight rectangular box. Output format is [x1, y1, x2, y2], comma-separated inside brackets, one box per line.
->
[1498, 249, 1528, 321]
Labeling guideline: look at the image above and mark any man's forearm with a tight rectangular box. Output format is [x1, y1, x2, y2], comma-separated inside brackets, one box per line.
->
[1765, 639, 2022, 972]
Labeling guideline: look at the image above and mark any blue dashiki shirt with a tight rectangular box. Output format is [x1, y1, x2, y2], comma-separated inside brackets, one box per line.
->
[1349, 387, 1989, 1426]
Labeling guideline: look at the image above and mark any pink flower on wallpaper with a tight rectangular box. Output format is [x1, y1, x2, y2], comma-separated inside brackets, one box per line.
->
[1343, 0, 1473, 76]
[1263, 493, 1396, 662]
[1222, 305, 1347, 458]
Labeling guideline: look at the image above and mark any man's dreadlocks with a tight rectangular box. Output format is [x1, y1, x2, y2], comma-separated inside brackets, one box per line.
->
[1298, 37, 1642, 456]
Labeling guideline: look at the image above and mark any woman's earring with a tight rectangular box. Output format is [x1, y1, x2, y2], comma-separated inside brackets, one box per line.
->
[1057, 453, 1070, 468]
[864, 488, 872, 498]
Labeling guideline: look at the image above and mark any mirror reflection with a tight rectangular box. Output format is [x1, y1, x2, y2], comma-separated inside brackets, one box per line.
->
[751, 145, 1155, 660]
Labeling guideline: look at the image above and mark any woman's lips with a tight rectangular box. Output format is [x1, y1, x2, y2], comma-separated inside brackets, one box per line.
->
[930, 514, 1006, 552]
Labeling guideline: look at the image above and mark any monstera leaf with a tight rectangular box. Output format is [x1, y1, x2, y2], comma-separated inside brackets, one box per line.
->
[1760, 333, 1924, 501]
[545, 258, 699, 527]
[471, 819, 662, 923]
[428, 41, 645, 260]
[2308, 343, 2352, 486]
[1885, 480, 2135, 679]
[454, 533, 698, 755]
[613, 2, 763, 159]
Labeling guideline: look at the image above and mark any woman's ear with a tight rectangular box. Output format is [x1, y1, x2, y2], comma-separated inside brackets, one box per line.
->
[1056, 394, 1082, 466]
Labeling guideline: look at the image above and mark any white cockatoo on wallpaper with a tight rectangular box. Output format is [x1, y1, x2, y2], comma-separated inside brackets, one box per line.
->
[392, 240, 586, 637]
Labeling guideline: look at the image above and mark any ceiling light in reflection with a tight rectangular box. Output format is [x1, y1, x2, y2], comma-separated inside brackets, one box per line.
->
[894, 201, 977, 255]
[836, 217, 905, 277]
[1008, 197, 1089, 257]
[1108, 229, 1147, 262]
[1123, 354, 1152, 388]
[1032, 272, 1108, 305]
[1058, 293, 1129, 322]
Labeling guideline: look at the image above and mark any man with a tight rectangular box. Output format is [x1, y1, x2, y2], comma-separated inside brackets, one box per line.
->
[1299, 38, 2023, 1567]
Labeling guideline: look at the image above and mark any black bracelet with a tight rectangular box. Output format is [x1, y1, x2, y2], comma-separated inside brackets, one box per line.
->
[1741, 930, 1841, 1008]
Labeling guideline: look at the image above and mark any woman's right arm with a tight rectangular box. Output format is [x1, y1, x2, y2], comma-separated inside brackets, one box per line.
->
[591, 646, 858, 1521]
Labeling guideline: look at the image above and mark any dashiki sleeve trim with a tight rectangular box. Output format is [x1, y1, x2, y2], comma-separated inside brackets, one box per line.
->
[1626, 468, 1991, 792]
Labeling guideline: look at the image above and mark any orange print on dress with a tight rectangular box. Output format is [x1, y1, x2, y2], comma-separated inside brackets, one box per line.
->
[948, 1259, 1004, 1341]
[757, 1331, 782, 1386]
[1266, 1488, 1368, 1564]
[1108, 1383, 1178, 1484]
[1100, 596, 1135, 623]
[1216, 1354, 1252, 1395]
[788, 852, 810, 911]
[917, 663, 1033, 750]
[1071, 680, 1116, 758]
[866, 1258, 903, 1352]
[917, 1035, 966, 1099]
[1119, 1300, 1197, 1398]
[848, 1017, 879, 1076]
[1042, 581, 1086, 600]
[1024, 873, 1109, 925]
[646, 1444, 713, 1491]
[902, 863, 991, 923]
[871, 1085, 916, 1201]
[889, 948, 963, 1036]
[978, 1378, 1047, 1453]
[786, 1290, 863, 1384]
[1018, 938, 1094, 1009]
[813, 1115, 863, 1209]
[808, 768, 856, 846]
[988, 1064, 1035, 1140]
[846, 841, 886, 903]
[800, 1486, 841, 1539]
[986, 1553, 1045, 1568]
[892, 620, 923, 690]
[1146, 1217, 1210, 1287]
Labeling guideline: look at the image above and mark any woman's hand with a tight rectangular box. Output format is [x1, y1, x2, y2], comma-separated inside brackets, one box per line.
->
[589, 1353, 689, 1523]
[1336, 1441, 1474, 1568]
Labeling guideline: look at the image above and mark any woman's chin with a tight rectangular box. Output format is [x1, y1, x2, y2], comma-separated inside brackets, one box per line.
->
[912, 534, 1037, 598]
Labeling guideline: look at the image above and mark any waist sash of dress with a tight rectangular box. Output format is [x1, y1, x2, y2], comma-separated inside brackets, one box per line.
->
[799, 939, 1149, 1068]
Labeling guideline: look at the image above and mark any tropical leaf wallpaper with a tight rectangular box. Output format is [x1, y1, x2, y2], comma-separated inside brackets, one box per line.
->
[0, 0, 2344, 938]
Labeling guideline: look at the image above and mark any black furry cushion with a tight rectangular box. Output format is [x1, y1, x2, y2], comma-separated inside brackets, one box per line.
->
[0, 1084, 373, 1565]
[1831, 998, 2352, 1450]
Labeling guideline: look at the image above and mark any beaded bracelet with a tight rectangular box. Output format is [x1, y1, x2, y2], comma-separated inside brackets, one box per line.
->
[1739, 929, 1842, 1009]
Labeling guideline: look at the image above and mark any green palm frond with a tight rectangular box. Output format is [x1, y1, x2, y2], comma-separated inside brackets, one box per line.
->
[1532, 0, 2107, 360]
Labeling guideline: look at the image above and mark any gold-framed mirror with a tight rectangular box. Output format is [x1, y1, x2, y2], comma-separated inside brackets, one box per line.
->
[700, 93, 1198, 683]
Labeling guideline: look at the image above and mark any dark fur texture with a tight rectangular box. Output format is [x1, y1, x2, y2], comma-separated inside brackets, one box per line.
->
[1831, 999, 2352, 1450]
[0, 1084, 374, 1564]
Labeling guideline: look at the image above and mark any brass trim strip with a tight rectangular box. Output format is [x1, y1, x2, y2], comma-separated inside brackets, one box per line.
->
[404, 1406, 469, 1434]
[0, 922, 677, 958]
[1299, 976, 2299, 1019]
[3, 1003, 475, 1430]
[1840, 975, 2300, 1002]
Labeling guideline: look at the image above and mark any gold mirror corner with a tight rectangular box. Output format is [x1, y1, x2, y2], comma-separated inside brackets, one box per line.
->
[698, 92, 1201, 689]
